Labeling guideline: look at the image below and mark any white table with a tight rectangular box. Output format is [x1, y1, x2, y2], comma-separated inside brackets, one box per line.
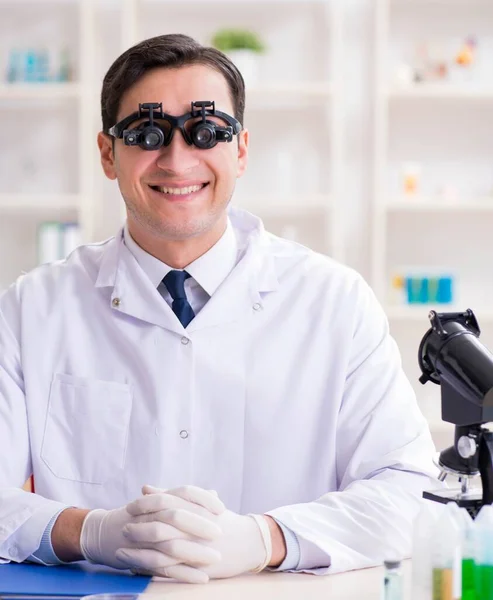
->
[146, 561, 413, 599]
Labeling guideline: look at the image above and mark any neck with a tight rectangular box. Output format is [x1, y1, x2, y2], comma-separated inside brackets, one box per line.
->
[127, 216, 227, 269]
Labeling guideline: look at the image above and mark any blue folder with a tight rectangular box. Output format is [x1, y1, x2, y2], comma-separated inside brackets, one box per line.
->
[0, 562, 151, 597]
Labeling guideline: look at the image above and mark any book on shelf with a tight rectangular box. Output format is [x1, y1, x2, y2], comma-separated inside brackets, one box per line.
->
[37, 221, 81, 265]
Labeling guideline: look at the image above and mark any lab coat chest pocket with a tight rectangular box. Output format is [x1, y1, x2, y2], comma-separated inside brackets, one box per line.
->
[41, 373, 133, 484]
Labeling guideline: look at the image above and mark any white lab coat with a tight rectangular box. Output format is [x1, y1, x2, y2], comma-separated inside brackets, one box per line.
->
[0, 207, 441, 573]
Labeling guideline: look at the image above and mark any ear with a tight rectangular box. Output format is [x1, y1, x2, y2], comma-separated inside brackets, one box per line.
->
[236, 128, 249, 178]
[98, 132, 117, 180]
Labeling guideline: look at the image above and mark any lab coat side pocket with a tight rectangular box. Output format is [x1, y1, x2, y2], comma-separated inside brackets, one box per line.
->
[40, 373, 133, 484]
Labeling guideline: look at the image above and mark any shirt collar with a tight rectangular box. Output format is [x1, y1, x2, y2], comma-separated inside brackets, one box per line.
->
[123, 219, 238, 297]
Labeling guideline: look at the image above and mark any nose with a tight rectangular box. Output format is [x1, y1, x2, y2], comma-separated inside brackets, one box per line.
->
[155, 128, 200, 174]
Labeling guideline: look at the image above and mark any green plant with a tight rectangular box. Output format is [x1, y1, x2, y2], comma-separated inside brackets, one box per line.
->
[212, 29, 266, 54]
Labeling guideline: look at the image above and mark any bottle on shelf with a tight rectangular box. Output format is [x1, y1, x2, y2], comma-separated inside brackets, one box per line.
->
[6, 49, 21, 83]
[57, 47, 72, 82]
[36, 48, 50, 83]
[4, 47, 74, 84]
[37, 222, 81, 265]
[23, 49, 38, 83]
[37, 222, 63, 265]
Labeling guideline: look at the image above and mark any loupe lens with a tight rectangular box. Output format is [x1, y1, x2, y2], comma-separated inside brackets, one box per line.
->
[194, 125, 215, 148]
[144, 131, 161, 148]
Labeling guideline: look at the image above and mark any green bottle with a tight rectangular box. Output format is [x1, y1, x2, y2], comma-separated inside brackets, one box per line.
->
[462, 558, 476, 600]
[459, 507, 475, 600]
[473, 505, 493, 600]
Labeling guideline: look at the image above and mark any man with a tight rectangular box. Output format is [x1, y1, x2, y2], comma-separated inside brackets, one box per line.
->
[0, 34, 441, 584]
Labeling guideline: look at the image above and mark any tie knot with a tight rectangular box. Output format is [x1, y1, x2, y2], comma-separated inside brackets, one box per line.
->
[163, 270, 191, 301]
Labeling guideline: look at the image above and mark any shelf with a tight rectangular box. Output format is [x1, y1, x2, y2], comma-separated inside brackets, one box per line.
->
[390, 0, 492, 7]
[0, 0, 81, 3]
[0, 83, 81, 100]
[386, 305, 493, 322]
[246, 83, 333, 109]
[385, 198, 493, 212]
[387, 85, 493, 100]
[143, 0, 329, 4]
[0, 194, 80, 212]
[235, 194, 331, 217]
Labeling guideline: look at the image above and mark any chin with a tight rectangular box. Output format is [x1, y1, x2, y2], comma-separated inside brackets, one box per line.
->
[152, 216, 215, 240]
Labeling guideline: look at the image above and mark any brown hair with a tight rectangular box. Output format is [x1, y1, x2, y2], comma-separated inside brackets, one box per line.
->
[101, 33, 246, 134]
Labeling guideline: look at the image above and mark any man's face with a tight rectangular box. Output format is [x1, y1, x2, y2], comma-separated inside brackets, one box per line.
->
[98, 64, 249, 242]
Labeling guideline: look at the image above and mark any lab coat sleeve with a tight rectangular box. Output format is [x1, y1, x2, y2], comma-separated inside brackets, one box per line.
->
[267, 274, 443, 575]
[0, 285, 69, 563]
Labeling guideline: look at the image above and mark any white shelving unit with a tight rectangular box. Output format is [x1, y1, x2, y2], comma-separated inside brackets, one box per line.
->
[0, 0, 344, 291]
[373, 0, 493, 434]
[386, 197, 493, 212]
[0, 0, 96, 291]
[388, 84, 493, 100]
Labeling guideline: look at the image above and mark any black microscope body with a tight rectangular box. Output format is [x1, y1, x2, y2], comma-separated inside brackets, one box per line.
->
[419, 309, 493, 517]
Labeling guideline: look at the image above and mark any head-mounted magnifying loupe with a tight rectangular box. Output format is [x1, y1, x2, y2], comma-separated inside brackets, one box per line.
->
[108, 100, 242, 151]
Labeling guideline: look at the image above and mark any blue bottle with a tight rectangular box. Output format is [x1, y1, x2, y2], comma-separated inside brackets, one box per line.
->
[36, 48, 50, 82]
[6, 49, 21, 83]
[437, 276, 453, 304]
[24, 49, 38, 82]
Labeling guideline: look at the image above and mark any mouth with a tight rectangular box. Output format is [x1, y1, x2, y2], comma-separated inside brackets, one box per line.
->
[148, 182, 209, 201]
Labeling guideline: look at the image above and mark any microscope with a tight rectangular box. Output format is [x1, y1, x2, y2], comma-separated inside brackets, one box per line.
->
[418, 308, 493, 518]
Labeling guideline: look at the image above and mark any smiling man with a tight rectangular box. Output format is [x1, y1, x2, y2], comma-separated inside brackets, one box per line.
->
[103, 64, 246, 269]
[0, 34, 442, 584]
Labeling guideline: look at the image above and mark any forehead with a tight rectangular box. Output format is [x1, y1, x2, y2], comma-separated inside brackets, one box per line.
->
[117, 64, 234, 120]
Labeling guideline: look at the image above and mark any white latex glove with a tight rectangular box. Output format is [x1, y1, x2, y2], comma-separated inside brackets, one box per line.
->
[81, 486, 225, 584]
[118, 485, 272, 581]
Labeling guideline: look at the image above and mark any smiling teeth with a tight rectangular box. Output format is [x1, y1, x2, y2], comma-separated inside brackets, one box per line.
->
[158, 185, 203, 195]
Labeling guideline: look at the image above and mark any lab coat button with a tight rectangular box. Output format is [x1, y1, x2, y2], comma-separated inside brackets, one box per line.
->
[112, 297, 121, 308]
[253, 303, 262, 311]
[180, 430, 189, 439]
[181, 337, 190, 345]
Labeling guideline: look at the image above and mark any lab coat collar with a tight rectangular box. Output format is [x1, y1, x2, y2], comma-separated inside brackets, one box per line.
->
[95, 206, 279, 332]
[96, 230, 184, 334]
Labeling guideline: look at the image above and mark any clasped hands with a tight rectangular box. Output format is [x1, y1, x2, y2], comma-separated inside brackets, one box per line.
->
[80, 485, 272, 584]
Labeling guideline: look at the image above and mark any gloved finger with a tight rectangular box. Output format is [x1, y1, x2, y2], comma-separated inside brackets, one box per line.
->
[123, 521, 191, 543]
[117, 540, 221, 568]
[142, 484, 164, 495]
[131, 565, 209, 585]
[128, 492, 206, 517]
[125, 510, 221, 542]
[159, 538, 221, 565]
[128, 490, 224, 519]
[116, 547, 181, 569]
[143, 484, 226, 515]
[159, 564, 210, 584]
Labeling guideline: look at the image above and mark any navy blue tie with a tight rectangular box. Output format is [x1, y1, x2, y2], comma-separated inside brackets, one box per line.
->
[162, 270, 195, 328]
